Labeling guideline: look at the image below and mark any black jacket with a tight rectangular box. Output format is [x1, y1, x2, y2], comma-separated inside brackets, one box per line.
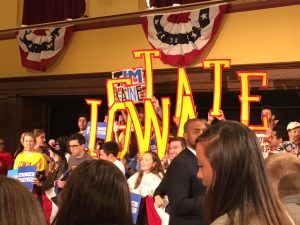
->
[164, 148, 206, 225]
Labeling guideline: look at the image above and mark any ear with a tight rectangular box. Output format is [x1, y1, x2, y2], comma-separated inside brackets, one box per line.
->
[274, 119, 279, 125]
[183, 132, 188, 142]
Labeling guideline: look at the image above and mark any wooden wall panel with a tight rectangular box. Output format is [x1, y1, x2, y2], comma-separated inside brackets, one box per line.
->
[0, 96, 19, 154]
[0, 64, 299, 96]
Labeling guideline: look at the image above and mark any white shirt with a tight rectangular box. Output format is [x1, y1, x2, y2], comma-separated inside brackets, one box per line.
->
[127, 172, 163, 197]
[113, 159, 126, 175]
[187, 146, 196, 156]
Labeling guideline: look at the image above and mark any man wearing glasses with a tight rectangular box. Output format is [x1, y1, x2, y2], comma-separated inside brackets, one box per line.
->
[57, 133, 92, 189]
[67, 133, 93, 171]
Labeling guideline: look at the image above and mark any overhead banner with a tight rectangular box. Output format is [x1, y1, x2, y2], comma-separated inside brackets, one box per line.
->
[141, 4, 227, 66]
[16, 25, 73, 71]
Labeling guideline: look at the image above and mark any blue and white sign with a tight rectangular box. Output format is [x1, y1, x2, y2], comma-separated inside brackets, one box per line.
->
[84, 122, 107, 148]
[130, 192, 142, 224]
[8, 166, 37, 191]
[7, 169, 18, 179]
[18, 166, 37, 191]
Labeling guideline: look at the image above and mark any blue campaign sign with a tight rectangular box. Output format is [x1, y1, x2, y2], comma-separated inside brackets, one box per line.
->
[18, 166, 37, 191]
[130, 192, 142, 224]
[7, 169, 18, 179]
[84, 122, 107, 148]
[150, 132, 157, 153]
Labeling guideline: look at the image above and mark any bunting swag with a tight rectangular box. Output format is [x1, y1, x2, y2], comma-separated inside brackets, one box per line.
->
[141, 4, 227, 66]
[16, 25, 73, 71]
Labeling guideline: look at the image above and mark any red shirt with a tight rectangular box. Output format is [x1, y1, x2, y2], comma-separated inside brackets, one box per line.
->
[0, 150, 13, 175]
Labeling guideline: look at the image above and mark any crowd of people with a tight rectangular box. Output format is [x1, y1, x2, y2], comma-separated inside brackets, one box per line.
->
[0, 104, 299, 225]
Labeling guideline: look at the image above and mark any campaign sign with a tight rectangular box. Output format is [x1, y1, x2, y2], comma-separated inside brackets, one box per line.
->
[7, 169, 18, 179]
[18, 166, 37, 191]
[255, 132, 269, 159]
[150, 133, 157, 153]
[130, 192, 142, 224]
[85, 122, 107, 148]
[112, 68, 146, 103]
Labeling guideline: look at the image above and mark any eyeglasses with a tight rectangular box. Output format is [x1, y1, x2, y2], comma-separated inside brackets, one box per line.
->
[69, 144, 81, 148]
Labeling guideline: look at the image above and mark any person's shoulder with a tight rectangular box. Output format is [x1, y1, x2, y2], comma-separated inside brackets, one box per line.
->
[16, 151, 25, 157]
[85, 153, 93, 159]
[114, 159, 123, 166]
[114, 159, 125, 171]
[68, 154, 76, 162]
[129, 171, 139, 179]
[166, 151, 190, 174]
[171, 148, 193, 163]
[31, 151, 44, 158]
[2, 150, 12, 157]
[211, 214, 228, 225]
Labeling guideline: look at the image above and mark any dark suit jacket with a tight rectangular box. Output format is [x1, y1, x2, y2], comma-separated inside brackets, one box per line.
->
[164, 148, 206, 225]
[154, 173, 167, 197]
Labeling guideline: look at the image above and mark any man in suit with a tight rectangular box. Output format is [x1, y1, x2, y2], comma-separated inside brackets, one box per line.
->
[162, 118, 207, 225]
[154, 137, 186, 207]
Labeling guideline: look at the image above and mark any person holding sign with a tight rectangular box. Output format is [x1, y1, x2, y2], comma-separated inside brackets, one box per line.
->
[52, 160, 133, 225]
[13, 132, 47, 175]
[195, 121, 295, 225]
[128, 152, 164, 197]
[127, 151, 168, 224]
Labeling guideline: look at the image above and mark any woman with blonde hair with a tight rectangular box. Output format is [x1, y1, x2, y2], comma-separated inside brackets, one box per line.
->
[0, 176, 47, 225]
[195, 121, 295, 225]
[14, 132, 47, 173]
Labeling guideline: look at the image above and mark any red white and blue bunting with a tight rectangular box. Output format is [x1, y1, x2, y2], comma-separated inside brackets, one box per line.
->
[141, 4, 227, 66]
[16, 25, 73, 71]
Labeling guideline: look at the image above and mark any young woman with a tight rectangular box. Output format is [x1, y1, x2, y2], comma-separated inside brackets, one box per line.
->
[52, 160, 133, 225]
[32, 144, 68, 223]
[13, 132, 47, 173]
[0, 176, 47, 225]
[33, 129, 46, 153]
[195, 120, 295, 225]
[127, 152, 168, 225]
[127, 151, 164, 197]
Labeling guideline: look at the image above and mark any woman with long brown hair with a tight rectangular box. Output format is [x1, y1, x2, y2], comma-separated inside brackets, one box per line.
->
[195, 121, 295, 225]
[0, 176, 47, 225]
[52, 160, 133, 225]
[127, 151, 168, 225]
[127, 151, 164, 197]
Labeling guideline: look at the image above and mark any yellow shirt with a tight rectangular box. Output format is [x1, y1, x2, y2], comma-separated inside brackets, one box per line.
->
[13, 151, 47, 171]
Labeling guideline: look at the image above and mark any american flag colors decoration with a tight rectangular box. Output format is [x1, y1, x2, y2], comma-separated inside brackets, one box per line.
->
[141, 4, 228, 66]
[16, 25, 73, 71]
